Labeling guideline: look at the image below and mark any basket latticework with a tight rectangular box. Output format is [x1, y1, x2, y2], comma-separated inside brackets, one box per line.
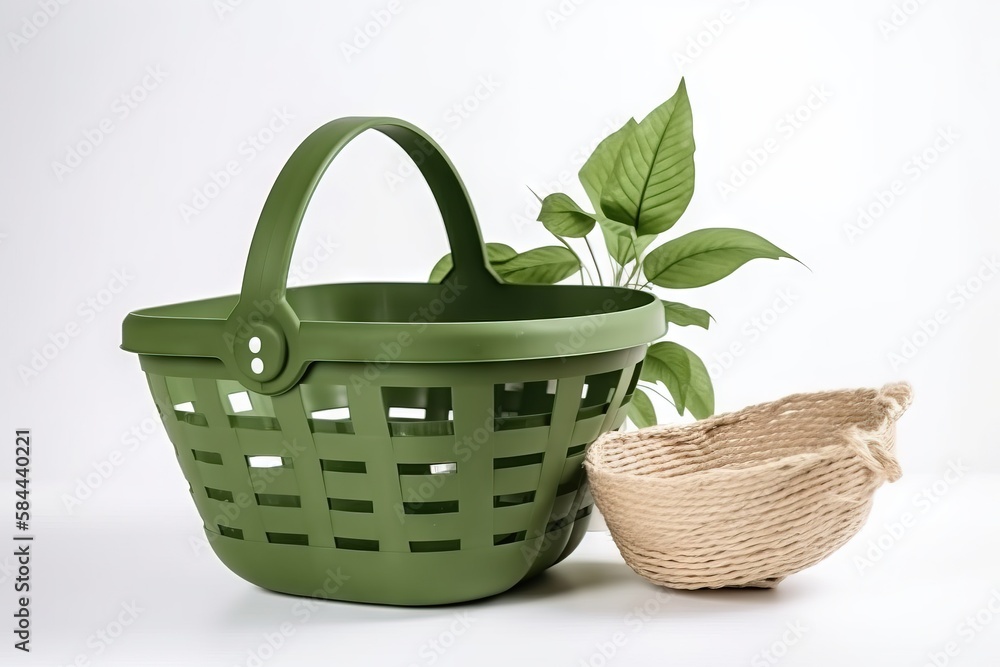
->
[142, 350, 645, 603]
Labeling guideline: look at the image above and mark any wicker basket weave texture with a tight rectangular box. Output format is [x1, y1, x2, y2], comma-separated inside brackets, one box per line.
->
[586, 383, 913, 589]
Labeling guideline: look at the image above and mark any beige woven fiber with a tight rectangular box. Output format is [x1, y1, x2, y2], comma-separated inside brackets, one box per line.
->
[586, 383, 913, 589]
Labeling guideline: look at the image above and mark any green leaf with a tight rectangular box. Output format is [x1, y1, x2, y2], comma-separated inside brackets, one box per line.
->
[640, 341, 692, 414]
[639, 341, 715, 419]
[429, 256, 452, 283]
[643, 228, 794, 288]
[600, 79, 696, 236]
[676, 344, 714, 419]
[661, 300, 711, 329]
[579, 118, 639, 216]
[626, 388, 657, 429]
[428, 243, 518, 282]
[488, 243, 520, 264]
[493, 246, 580, 284]
[598, 217, 655, 266]
[537, 193, 597, 238]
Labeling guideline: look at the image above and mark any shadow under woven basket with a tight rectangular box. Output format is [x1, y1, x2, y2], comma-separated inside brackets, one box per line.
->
[585, 382, 913, 590]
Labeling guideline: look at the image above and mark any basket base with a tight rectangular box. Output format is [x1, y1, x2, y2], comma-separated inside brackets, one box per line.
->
[207, 513, 590, 606]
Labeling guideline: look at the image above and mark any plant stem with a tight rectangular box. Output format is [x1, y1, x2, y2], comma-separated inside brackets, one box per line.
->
[616, 234, 640, 287]
[553, 234, 591, 285]
[583, 236, 604, 286]
[622, 260, 642, 288]
[639, 382, 676, 408]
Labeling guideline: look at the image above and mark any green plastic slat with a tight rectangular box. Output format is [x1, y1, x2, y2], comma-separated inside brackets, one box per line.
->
[398, 473, 461, 503]
[231, 428, 288, 456]
[493, 503, 535, 535]
[321, 471, 372, 500]
[489, 428, 552, 458]
[548, 493, 576, 521]
[257, 506, 309, 534]
[390, 435, 462, 464]
[402, 513, 464, 542]
[329, 511, 379, 539]
[312, 433, 378, 461]
[492, 465, 543, 496]
[570, 414, 607, 446]
[247, 468, 300, 496]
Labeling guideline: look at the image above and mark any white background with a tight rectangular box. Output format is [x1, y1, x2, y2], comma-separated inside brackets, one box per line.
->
[1, 1, 998, 665]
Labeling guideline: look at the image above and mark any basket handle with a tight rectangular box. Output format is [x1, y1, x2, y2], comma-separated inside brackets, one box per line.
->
[224, 117, 499, 395]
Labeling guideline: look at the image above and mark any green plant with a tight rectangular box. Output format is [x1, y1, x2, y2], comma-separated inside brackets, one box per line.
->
[430, 79, 797, 427]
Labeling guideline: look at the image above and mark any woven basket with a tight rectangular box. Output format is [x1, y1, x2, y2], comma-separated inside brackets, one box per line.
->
[586, 383, 913, 589]
[121, 117, 664, 605]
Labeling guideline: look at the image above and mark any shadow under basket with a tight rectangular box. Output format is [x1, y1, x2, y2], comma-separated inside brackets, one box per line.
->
[121, 116, 665, 605]
[585, 383, 913, 589]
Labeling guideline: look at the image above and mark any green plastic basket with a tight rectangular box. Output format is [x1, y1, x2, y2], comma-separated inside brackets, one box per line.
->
[121, 117, 664, 605]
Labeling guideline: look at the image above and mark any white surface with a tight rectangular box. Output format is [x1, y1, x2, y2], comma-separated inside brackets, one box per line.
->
[16, 474, 1000, 666]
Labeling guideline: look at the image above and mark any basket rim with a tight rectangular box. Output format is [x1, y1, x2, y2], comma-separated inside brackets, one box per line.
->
[586, 445, 840, 484]
[121, 281, 664, 364]
[586, 382, 912, 482]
